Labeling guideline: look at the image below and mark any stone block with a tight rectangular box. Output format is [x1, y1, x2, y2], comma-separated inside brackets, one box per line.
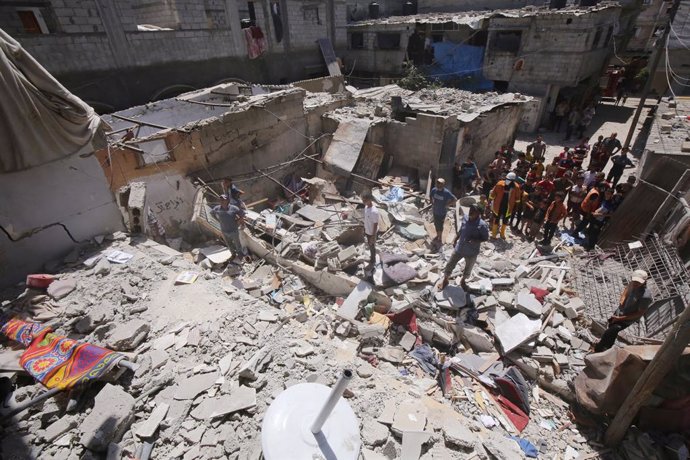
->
[190, 386, 256, 420]
[392, 400, 427, 435]
[497, 291, 514, 308]
[442, 415, 477, 450]
[135, 403, 169, 438]
[173, 372, 219, 400]
[362, 420, 389, 447]
[515, 290, 542, 318]
[399, 331, 417, 351]
[462, 326, 496, 353]
[107, 319, 150, 351]
[495, 313, 541, 354]
[79, 384, 135, 452]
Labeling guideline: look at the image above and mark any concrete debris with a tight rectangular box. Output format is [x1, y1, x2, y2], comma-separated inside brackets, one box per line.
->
[107, 319, 150, 351]
[135, 403, 169, 438]
[238, 346, 272, 380]
[515, 290, 543, 318]
[442, 415, 477, 450]
[338, 280, 373, 320]
[362, 420, 389, 447]
[401, 430, 432, 460]
[173, 371, 219, 400]
[46, 278, 77, 300]
[495, 313, 541, 354]
[190, 386, 257, 420]
[79, 384, 135, 452]
[392, 401, 427, 435]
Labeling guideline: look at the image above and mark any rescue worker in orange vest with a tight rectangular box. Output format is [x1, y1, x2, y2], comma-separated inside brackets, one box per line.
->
[571, 187, 601, 237]
[489, 172, 522, 239]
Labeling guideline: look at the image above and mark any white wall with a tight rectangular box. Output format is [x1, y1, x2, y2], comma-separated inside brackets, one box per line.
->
[0, 154, 124, 287]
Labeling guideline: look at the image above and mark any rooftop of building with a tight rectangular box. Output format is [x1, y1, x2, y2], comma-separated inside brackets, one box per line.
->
[347, 2, 621, 28]
[646, 96, 690, 155]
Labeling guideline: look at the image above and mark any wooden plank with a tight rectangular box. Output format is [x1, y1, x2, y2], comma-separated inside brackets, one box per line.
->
[317, 38, 342, 76]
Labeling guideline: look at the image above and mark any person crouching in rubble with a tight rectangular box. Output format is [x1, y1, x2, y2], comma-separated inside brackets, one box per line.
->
[430, 178, 456, 245]
[489, 172, 521, 239]
[362, 192, 379, 270]
[439, 204, 489, 290]
[594, 270, 652, 352]
[211, 196, 248, 262]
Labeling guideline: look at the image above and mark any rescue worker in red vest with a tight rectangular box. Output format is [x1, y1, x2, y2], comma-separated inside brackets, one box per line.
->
[489, 172, 522, 239]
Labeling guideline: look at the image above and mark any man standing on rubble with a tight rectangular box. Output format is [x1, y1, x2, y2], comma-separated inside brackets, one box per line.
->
[430, 178, 456, 245]
[489, 172, 521, 239]
[362, 192, 379, 270]
[211, 196, 247, 261]
[526, 135, 547, 162]
[439, 205, 489, 289]
[594, 270, 652, 352]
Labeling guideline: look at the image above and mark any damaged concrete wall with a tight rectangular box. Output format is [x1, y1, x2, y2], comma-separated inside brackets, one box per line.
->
[385, 113, 447, 175]
[455, 104, 523, 169]
[0, 155, 124, 287]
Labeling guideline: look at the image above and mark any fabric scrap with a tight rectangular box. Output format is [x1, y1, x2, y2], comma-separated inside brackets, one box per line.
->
[409, 344, 438, 376]
[508, 436, 539, 458]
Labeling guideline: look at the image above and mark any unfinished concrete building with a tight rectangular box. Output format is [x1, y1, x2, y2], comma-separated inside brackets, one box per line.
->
[0, 0, 348, 111]
[345, 4, 622, 130]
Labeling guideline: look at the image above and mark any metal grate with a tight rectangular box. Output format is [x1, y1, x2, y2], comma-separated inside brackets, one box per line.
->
[570, 236, 690, 340]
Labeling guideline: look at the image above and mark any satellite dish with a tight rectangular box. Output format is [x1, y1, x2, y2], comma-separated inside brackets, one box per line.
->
[261, 370, 361, 460]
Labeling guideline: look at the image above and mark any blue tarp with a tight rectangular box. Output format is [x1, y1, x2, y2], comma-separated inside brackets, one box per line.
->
[427, 42, 494, 92]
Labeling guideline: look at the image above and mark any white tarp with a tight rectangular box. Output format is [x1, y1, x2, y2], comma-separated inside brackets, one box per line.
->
[0, 28, 107, 173]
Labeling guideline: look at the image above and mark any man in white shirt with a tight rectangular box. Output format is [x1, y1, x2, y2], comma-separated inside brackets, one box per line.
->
[362, 192, 379, 269]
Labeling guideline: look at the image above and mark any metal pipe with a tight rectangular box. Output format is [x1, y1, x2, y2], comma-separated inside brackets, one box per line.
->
[310, 369, 353, 434]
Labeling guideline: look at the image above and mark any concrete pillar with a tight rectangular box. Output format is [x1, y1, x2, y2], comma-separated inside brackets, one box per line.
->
[326, 0, 336, 45]
[94, 0, 133, 68]
[225, 0, 246, 56]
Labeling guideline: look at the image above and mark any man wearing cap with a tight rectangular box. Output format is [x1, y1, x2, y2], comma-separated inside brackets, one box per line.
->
[439, 204, 489, 289]
[594, 270, 653, 352]
[430, 178, 456, 244]
[489, 172, 521, 239]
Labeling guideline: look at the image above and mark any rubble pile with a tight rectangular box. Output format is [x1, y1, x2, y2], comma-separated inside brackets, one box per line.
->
[1, 182, 614, 459]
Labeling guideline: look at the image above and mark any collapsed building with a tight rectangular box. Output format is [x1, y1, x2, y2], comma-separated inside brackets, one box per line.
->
[5, 16, 690, 460]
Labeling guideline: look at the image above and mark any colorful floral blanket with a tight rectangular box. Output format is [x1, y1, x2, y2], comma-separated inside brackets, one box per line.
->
[1, 317, 124, 390]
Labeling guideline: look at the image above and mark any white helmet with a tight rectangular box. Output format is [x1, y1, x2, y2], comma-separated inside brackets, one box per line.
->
[506, 172, 517, 182]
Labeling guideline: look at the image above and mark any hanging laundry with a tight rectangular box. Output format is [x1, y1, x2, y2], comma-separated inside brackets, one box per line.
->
[244, 26, 267, 59]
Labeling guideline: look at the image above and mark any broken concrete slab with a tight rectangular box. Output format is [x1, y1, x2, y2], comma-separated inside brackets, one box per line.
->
[173, 372, 219, 400]
[238, 346, 272, 381]
[296, 204, 333, 223]
[436, 285, 466, 310]
[399, 331, 417, 352]
[79, 384, 135, 452]
[257, 310, 278, 323]
[491, 277, 514, 287]
[362, 420, 389, 447]
[401, 431, 432, 460]
[515, 290, 542, 318]
[322, 118, 370, 176]
[392, 400, 427, 435]
[135, 403, 169, 438]
[43, 416, 78, 442]
[338, 280, 373, 320]
[362, 448, 389, 460]
[442, 415, 477, 450]
[47, 278, 77, 300]
[199, 245, 233, 264]
[375, 346, 406, 363]
[495, 313, 541, 354]
[462, 326, 496, 353]
[152, 333, 176, 351]
[378, 399, 397, 425]
[190, 386, 257, 420]
[481, 432, 523, 460]
[181, 425, 206, 444]
[497, 291, 514, 308]
[107, 319, 150, 351]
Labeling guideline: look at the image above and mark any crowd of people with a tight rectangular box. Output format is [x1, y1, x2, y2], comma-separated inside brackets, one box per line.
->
[452, 132, 636, 250]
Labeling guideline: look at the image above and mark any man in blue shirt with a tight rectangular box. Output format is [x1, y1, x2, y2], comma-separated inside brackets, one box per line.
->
[430, 178, 456, 244]
[439, 205, 489, 289]
[211, 197, 247, 260]
[606, 147, 634, 187]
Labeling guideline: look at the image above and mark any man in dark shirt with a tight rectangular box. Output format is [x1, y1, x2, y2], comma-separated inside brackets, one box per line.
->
[594, 270, 652, 352]
[606, 147, 634, 186]
[430, 178, 456, 244]
[211, 197, 247, 260]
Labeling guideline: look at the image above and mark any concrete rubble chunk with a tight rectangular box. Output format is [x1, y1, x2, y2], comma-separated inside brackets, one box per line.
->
[442, 415, 477, 450]
[153, 333, 176, 351]
[79, 384, 135, 452]
[190, 386, 257, 420]
[238, 346, 272, 380]
[43, 416, 78, 442]
[181, 425, 206, 444]
[514, 265, 529, 279]
[47, 278, 77, 300]
[462, 326, 496, 353]
[362, 420, 389, 447]
[392, 400, 427, 435]
[376, 346, 406, 363]
[294, 343, 315, 357]
[401, 431, 432, 460]
[257, 310, 278, 322]
[481, 432, 523, 460]
[399, 331, 417, 352]
[497, 291, 514, 308]
[107, 319, 150, 351]
[495, 313, 541, 354]
[173, 371, 219, 400]
[378, 400, 397, 425]
[362, 448, 389, 460]
[218, 352, 234, 375]
[491, 277, 514, 287]
[147, 350, 168, 372]
[515, 290, 543, 318]
[94, 258, 111, 276]
[135, 403, 169, 438]
[338, 280, 373, 320]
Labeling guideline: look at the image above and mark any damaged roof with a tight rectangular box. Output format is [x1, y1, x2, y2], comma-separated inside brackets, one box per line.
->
[348, 2, 621, 28]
